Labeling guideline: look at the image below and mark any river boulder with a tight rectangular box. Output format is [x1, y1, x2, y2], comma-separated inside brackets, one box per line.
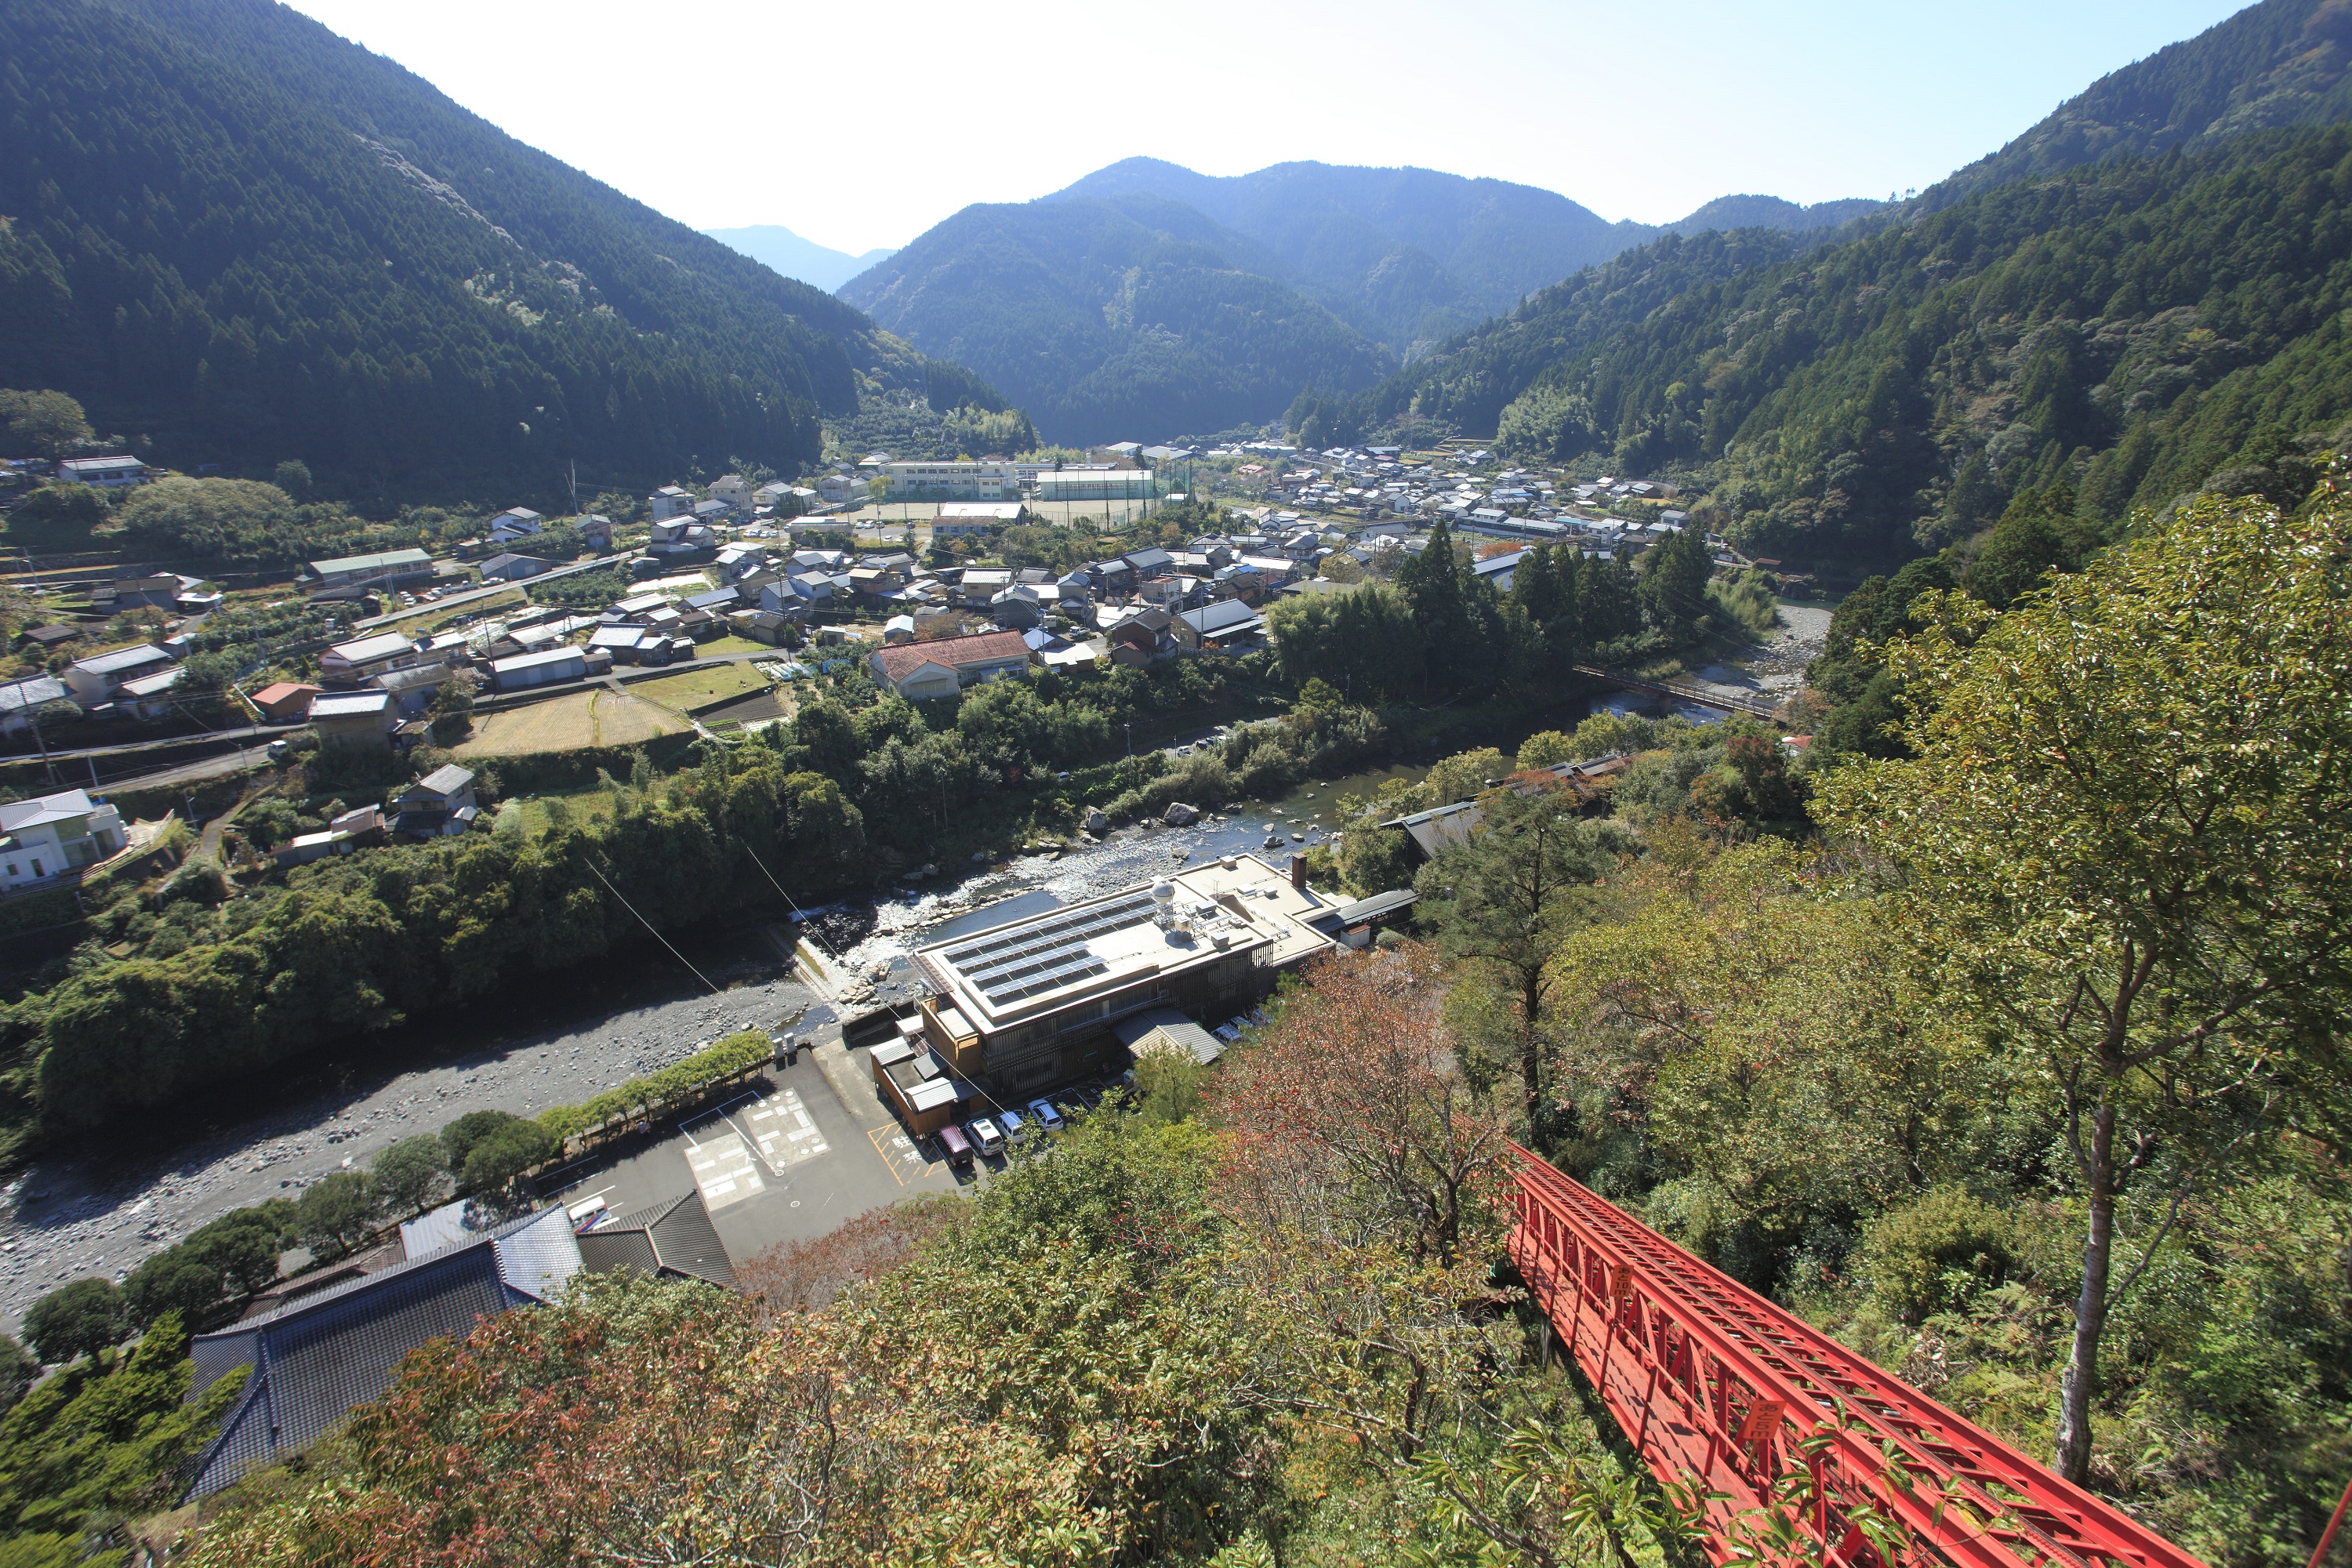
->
[1163, 802, 1200, 827]
[1083, 807, 1109, 834]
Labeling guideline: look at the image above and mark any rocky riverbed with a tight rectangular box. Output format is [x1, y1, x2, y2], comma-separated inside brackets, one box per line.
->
[0, 944, 817, 1331]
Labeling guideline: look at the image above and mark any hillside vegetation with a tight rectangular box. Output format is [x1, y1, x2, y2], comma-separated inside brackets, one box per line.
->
[0, 0, 1014, 506]
[1349, 124, 2352, 571]
[151, 485, 2352, 1568]
[843, 195, 1394, 446]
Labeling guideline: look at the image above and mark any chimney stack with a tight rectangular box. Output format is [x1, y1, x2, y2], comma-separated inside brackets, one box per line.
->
[1290, 853, 1307, 891]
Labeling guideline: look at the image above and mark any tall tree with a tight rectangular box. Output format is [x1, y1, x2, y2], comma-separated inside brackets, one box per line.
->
[1816, 488, 2352, 1484]
[1416, 781, 1631, 1121]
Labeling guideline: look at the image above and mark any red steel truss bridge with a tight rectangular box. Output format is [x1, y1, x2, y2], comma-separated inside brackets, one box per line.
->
[1506, 1149, 2207, 1568]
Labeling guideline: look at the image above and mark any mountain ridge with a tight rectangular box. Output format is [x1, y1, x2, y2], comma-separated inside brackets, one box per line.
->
[0, 0, 1011, 506]
[840, 195, 1392, 446]
[702, 225, 898, 292]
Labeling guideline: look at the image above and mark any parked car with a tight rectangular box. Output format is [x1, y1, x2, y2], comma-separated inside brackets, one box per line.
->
[997, 1106, 1029, 1145]
[935, 1122, 974, 1171]
[1027, 1098, 1065, 1133]
[966, 1117, 1004, 1157]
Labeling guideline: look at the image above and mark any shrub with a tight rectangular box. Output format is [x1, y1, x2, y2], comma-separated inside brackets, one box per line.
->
[1857, 1186, 2018, 1323]
[537, 1030, 772, 1141]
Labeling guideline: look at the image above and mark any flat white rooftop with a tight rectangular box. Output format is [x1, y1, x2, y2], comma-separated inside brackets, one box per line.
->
[913, 854, 1334, 1032]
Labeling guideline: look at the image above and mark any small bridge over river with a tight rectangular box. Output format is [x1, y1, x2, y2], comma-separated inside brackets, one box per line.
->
[1573, 664, 1783, 721]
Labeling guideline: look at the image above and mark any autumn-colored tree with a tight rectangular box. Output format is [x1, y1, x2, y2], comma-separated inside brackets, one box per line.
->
[738, 1195, 956, 1314]
[1209, 942, 1512, 1269]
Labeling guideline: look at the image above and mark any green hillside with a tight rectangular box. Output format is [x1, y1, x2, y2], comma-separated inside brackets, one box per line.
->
[1052, 158, 1883, 352]
[1488, 126, 2352, 568]
[1926, 0, 2352, 208]
[0, 0, 1012, 507]
[841, 195, 1396, 446]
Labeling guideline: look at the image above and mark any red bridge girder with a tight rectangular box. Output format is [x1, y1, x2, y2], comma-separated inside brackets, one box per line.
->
[1505, 1148, 2206, 1568]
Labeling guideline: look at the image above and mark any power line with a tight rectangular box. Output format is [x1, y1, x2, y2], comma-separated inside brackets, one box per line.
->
[737, 841, 846, 968]
[582, 858, 721, 996]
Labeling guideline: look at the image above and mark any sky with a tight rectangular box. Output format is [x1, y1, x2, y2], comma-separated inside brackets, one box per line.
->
[286, 0, 2250, 258]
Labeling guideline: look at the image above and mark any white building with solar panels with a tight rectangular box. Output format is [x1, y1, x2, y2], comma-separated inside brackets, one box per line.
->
[903, 853, 1340, 1098]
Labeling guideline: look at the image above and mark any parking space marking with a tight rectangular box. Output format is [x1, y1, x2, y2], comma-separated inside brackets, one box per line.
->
[738, 1088, 828, 1171]
[866, 1124, 938, 1188]
[684, 1131, 764, 1210]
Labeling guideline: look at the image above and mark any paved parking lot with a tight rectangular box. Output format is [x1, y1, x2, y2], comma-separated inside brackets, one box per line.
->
[551, 1023, 1131, 1274]
[555, 1038, 964, 1265]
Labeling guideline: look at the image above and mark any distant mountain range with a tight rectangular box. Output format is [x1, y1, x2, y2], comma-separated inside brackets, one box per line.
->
[1337, 0, 2352, 572]
[842, 161, 1884, 444]
[702, 225, 898, 293]
[0, 0, 1009, 505]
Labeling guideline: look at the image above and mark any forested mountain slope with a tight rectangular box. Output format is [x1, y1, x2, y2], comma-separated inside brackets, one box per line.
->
[1044, 158, 1883, 352]
[840, 195, 1394, 445]
[1483, 127, 2352, 568]
[1926, 0, 2352, 209]
[0, 0, 1011, 506]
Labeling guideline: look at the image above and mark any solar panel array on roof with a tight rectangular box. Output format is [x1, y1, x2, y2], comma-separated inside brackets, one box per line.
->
[942, 891, 1160, 1006]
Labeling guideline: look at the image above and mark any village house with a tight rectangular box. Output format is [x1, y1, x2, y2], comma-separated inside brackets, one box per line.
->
[310, 689, 398, 748]
[648, 485, 693, 521]
[117, 665, 186, 721]
[0, 789, 128, 887]
[479, 552, 554, 582]
[273, 804, 387, 869]
[57, 456, 147, 489]
[319, 631, 433, 685]
[63, 644, 175, 706]
[246, 682, 320, 723]
[303, 548, 435, 595]
[865, 629, 1033, 700]
[391, 764, 479, 837]
[0, 675, 71, 736]
[1174, 598, 1267, 652]
[1102, 605, 1174, 666]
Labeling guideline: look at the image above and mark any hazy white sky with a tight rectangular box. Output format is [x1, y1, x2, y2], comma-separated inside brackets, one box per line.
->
[287, 0, 2248, 256]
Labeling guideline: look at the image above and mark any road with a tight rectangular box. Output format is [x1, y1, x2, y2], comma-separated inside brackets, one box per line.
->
[354, 557, 614, 630]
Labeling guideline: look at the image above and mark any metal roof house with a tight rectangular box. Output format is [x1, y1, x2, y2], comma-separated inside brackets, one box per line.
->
[63, 644, 173, 706]
[1174, 598, 1267, 651]
[575, 1193, 735, 1288]
[185, 1207, 585, 1497]
[303, 548, 435, 593]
